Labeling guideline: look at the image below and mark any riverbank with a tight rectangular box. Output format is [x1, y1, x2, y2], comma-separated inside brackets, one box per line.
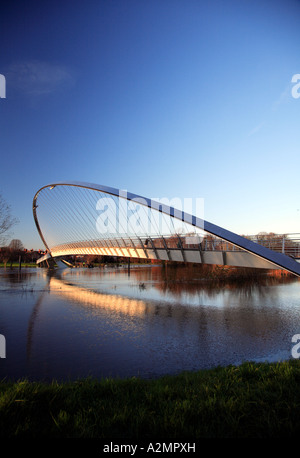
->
[1, 360, 300, 438]
[1, 260, 294, 279]
[0, 262, 37, 268]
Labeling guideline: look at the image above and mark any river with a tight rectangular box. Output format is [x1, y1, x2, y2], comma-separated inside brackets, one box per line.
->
[0, 264, 300, 382]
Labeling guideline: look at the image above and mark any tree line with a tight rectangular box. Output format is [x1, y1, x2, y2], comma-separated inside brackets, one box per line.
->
[0, 193, 45, 266]
[0, 239, 46, 267]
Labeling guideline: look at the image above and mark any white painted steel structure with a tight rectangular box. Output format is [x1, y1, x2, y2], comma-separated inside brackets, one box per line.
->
[33, 181, 300, 277]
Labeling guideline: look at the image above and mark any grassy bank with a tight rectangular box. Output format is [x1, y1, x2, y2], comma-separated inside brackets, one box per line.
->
[1, 360, 300, 438]
[0, 263, 37, 268]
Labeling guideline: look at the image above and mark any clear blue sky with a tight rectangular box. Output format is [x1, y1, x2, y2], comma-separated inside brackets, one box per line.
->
[0, 0, 300, 249]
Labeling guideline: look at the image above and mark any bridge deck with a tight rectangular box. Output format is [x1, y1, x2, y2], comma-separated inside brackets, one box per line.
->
[37, 237, 300, 275]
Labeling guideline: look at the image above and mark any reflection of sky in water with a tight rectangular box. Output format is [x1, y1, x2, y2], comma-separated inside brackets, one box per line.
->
[0, 266, 300, 382]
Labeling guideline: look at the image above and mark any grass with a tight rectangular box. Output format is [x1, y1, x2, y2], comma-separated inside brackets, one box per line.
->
[1, 360, 300, 438]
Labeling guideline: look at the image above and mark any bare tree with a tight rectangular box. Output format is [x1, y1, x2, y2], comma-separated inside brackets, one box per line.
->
[8, 239, 24, 264]
[0, 194, 18, 246]
[9, 239, 24, 251]
[0, 246, 11, 268]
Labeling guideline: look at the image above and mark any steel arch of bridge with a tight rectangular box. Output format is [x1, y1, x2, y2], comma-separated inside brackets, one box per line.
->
[33, 181, 300, 277]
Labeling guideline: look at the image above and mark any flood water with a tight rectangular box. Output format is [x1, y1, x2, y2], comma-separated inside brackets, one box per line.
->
[0, 264, 300, 382]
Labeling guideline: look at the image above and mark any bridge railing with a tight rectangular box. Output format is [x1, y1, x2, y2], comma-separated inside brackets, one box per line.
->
[49, 233, 300, 260]
[203, 233, 300, 259]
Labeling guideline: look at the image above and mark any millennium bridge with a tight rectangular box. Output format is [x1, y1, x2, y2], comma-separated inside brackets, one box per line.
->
[33, 181, 300, 277]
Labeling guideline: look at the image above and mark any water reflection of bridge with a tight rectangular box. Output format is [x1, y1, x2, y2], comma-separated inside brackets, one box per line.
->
[42, 266, 296, 320]
[33, 182, 300, 277]
[25, 268, 299, 376]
